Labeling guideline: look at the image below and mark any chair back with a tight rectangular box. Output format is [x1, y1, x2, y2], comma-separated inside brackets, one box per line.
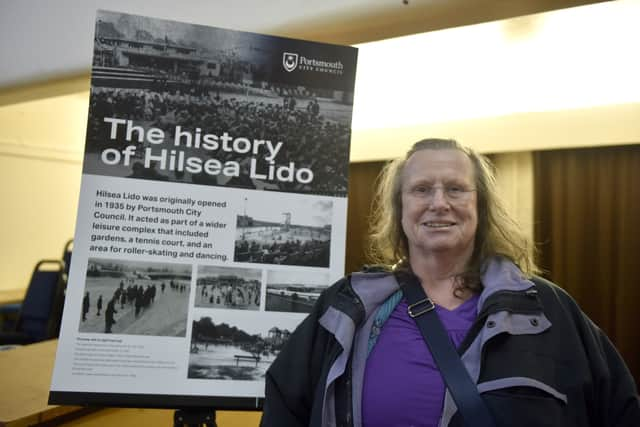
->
[17, 260, 66, 342]
[62, 239, 73, 277]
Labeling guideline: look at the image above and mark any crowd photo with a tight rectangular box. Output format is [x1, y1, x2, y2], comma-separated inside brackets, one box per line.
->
[79, 258, 191, 337]
[195, 266, 261, 311]
[83, 10, 354, 197]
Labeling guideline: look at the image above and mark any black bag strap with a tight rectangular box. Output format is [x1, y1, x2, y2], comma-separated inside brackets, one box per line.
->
[399, 273, 496, 427]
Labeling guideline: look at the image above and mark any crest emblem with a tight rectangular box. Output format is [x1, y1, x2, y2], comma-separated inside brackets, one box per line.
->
[283, 52, 299, 72]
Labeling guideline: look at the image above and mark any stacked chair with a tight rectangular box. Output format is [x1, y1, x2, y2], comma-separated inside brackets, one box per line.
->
[0, 240, 72, 345]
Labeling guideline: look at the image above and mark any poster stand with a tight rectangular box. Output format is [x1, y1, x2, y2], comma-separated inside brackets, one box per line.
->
[48, 9, 357, 412]
[173, 408, 217, 427]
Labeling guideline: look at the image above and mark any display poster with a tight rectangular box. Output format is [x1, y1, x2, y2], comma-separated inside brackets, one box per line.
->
[49, 10, 357, 410]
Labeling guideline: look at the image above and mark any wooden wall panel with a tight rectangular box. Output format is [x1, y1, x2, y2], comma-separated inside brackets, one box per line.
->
[344, 161, 385, 275]
[534, 145, 640, 386]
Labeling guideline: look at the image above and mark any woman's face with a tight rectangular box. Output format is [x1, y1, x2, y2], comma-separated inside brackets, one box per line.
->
[400, 149, 478, 261]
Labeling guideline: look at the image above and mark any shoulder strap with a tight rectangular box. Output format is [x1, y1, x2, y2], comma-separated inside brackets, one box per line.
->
[398, 272, 496, 427]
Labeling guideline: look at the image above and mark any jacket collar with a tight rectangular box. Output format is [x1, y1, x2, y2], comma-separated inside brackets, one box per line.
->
[349, 270, 400, 320]
[479, 257, 536, 305]
[342, 257, 542, 327]
[477, 257, 541, 316]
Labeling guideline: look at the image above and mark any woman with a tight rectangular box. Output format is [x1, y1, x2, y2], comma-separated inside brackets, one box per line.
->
[260, 139, 639, 427]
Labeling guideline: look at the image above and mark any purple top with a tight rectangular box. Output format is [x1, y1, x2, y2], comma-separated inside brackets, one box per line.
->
[362, 294, 479, 427]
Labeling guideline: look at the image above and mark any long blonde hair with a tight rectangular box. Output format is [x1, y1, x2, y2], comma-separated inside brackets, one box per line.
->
[368, 138, 538, 292]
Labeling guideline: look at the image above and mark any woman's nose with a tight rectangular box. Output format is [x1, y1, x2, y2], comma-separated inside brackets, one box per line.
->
[428, 187, 450, 209]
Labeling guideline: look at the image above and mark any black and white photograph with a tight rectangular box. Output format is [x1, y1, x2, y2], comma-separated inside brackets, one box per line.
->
[188, 315, 293, 381]
[79, 258, 191, 336]
[195, 266, 261, 310]
[234, 196, 332, 267]
[265, 270, 329, 313]
[83, 10, 356, 197]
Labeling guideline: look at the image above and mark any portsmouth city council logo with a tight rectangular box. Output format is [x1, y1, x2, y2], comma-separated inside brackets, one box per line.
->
[283, 52, 299, 72]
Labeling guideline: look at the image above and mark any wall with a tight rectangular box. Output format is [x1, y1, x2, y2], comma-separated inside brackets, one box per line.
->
[350, 0, 640, 161]
[0, 92, 623, 292]
[351, 104, 640, 162]
[2, 1, 638, 292]
[0, 89, 86, 291]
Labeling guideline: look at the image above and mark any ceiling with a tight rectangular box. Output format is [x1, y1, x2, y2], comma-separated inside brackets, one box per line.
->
[0, 0, 604, 91]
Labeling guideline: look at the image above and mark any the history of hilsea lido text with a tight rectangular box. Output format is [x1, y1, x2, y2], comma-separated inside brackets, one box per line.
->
[100, 117, 315, 184]
[90, 188, 229, 262]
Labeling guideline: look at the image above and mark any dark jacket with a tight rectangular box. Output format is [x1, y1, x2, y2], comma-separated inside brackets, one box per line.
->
[261, 258, 639, 427]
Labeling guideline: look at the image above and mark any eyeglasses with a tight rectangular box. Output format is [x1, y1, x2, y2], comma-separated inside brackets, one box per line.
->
[404, 185, 476, 202]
